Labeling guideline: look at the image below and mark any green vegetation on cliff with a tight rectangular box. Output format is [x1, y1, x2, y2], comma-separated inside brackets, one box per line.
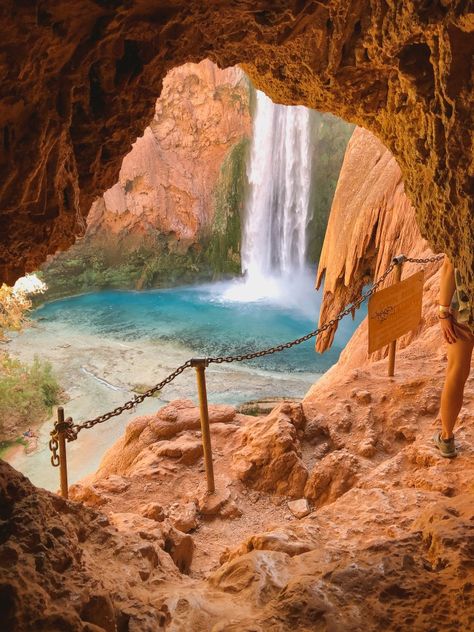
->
[306, 113, 355, 263]
[39, 138, 250, 300]
[204, 137, 249, 275]
[38, 238, 212, 299]
[0, 354, 60, 439]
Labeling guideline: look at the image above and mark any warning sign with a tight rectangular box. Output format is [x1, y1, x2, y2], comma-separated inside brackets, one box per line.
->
[368, 270, 424, 354]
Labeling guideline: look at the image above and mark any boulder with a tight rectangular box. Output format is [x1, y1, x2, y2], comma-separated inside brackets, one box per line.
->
[164, 528, 194, 574]
[167, 502, 198, 533]
[140, 503, 165, 523]
[94, 400, 236, 479]
[232, 403, 308, 498]
[198, 489, 231, 517]
[304, 449, 363, 507]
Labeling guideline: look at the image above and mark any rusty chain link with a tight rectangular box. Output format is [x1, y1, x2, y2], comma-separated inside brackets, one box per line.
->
[50, 253, 444, 446]
[49, 432, 60, 466]
[49, 417, 75, 466]
[404, 254, 444, 265]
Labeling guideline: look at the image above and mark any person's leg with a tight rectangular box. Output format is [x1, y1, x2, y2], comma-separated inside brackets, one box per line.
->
[439, 334, 474, 439]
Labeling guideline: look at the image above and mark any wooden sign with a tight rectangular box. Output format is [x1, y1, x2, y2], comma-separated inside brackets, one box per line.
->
[368, 270, 424, 354]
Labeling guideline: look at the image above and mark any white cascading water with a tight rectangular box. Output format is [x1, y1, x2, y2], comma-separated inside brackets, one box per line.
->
[242, 90, 312, 278]
[223, 89, 314, 311]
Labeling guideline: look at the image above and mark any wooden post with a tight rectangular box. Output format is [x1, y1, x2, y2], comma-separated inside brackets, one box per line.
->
[191, 359, 215, 494]
[387, 256, 405, 377]
[56, 406, 69, 499]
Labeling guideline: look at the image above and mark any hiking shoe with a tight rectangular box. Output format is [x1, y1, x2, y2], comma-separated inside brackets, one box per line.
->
[432, 432, 457, 458]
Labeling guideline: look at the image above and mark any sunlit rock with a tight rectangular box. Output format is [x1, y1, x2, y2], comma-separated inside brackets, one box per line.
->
[232, 402, 308, 497]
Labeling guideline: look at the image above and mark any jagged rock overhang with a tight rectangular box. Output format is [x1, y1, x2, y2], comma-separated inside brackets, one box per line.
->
[0, 1, 472, 299]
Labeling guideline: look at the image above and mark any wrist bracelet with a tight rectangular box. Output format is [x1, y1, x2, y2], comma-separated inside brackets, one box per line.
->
[438, 313, 451, 320]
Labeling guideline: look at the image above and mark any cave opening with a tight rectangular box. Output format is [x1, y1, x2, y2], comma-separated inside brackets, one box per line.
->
[3, 58, 366, 491]
[0, 4, 473, 630]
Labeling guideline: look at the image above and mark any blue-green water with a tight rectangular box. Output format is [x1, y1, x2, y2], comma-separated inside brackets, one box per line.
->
[34, 278, 365, 374]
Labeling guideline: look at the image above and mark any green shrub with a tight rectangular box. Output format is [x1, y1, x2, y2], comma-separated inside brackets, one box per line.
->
[0, 436, 27, 459]
[0, 353, 61, 438]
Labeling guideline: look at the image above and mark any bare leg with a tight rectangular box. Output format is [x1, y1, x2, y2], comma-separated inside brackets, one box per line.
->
[439, 335, 473, 439]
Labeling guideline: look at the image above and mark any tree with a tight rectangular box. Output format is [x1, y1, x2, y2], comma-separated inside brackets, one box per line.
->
[0, 274, 47, 340]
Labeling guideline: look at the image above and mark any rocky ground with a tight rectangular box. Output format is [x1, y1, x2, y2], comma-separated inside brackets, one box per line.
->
[1, 313, 473, 631]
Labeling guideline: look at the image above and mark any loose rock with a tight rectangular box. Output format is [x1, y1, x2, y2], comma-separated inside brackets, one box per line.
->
[287, 498, 310, 519]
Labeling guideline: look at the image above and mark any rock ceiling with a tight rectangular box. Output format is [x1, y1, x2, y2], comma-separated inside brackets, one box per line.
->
[0, 1, 473, 297]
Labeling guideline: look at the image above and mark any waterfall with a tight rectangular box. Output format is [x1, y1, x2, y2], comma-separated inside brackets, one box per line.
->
[242, 90, 312, 281]
[222, 88, 316, 316]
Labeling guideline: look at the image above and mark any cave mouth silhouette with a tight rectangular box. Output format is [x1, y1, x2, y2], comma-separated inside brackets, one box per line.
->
[0, 3, 472, 305]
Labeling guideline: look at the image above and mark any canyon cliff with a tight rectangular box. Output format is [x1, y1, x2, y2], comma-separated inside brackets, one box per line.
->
[88, 60, 250, 251]
[2, 119, 473, 631]
[40, 61, 251, 295]
[316, 126, 441, 367]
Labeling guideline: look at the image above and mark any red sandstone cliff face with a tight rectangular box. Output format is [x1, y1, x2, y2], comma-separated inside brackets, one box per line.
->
[85, 60, 250, 252]
[316, 127, 443, 367]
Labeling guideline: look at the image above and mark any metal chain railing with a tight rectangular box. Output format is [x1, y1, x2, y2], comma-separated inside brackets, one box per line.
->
[66, 360, 192, 442]
[405, 255, 444, 265]
[48, 252, 444, 496]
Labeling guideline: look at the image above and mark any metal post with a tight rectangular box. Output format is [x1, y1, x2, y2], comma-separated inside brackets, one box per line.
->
[388, 256, 405, 377]
[191, 359, 215, 494]
[56, 407, 69, 499]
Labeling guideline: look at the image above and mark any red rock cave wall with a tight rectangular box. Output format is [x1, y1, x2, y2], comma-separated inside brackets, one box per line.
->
[0, 1, 473, 299]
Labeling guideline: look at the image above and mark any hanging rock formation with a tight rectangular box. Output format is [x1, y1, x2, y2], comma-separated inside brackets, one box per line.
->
[316, 126, 443, 363]
[0, 2, 472, 307]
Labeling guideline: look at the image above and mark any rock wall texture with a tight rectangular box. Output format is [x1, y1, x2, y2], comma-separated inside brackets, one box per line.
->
[0, 2, 472, 306]
[86, 60, 250, 249]
[316, 126, 443, 358]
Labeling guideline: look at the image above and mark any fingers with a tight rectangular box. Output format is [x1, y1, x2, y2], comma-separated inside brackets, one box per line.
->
[446, 321, 458, 344]
[444, 331, 456, 344]
[441, 319, 458, 344]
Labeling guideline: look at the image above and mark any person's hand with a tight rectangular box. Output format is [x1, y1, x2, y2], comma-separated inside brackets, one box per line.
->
[439, 315, 457, 344]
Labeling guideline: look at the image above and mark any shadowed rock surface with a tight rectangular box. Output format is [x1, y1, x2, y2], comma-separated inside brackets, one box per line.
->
[0, 2, 473, 304]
